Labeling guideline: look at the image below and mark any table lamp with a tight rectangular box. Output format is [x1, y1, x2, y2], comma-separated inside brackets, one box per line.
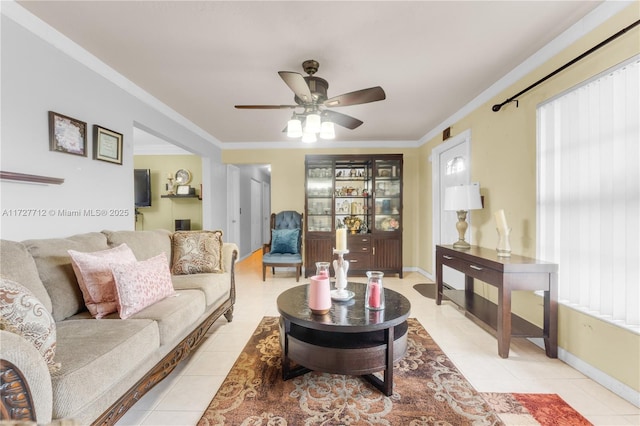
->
[444, 183, 482, 249]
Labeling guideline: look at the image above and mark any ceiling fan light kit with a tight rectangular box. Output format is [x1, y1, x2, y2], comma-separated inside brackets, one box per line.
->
[236, 60, 386, 143]
[286, 118, 303, 138]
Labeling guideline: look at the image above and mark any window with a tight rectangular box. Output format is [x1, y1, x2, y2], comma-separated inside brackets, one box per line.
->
[537, 56, 639, 333]
[446, 156, 465, 175]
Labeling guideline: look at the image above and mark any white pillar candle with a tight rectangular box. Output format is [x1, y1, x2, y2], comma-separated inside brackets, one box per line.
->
[494, 209, 508, 230]
[351, 202, 357, 215]
[336, 228, 347, 251]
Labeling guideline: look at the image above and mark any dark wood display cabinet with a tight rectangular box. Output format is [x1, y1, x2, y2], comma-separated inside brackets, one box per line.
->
[304, 154, 403, 278]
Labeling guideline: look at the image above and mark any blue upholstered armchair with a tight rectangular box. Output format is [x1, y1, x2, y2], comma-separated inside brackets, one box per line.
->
[262, 211, 303, 282]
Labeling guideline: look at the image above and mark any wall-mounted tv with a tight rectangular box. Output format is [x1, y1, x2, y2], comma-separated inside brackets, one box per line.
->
[134, 169, 152, 208]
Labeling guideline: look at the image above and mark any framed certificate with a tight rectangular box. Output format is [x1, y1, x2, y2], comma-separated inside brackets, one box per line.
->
[93, 125, 123, 165]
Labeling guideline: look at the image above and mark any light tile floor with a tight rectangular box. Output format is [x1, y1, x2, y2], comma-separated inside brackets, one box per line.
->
[116, 251, 640, 425]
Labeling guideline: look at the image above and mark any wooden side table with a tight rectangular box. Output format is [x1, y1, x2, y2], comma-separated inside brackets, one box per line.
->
[435, 245, 558, 358]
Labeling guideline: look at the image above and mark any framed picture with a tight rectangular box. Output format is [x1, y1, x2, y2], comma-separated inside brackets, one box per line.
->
[176, 185, 191, 195]
[93, 125, 123, 165]
[48, 111, 87, 157]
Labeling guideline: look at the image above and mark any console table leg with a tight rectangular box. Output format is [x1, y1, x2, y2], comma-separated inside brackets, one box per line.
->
[544, 273, 558, 358]
[497, 286, 512, 358]
[436, 256, 443, 305]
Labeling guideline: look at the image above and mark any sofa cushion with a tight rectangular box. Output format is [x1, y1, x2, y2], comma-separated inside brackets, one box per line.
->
[102, 229, 172, 261]
[111, 254, 176, 319]
[171, 230, 224, 275]
[0, 278, 60, 372]
[68, 244, 137, 319]
[101, 289, 206, 346]
[23, 233, 109, 322]
[172, 273, 230, 308]
[51, 318, 159, 419]
[0, 239, 52, 313]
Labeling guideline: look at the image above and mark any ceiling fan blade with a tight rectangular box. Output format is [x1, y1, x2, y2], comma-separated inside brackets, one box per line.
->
[235, 105, 298, 109]
[278, 71, 313, 103]
[323, 110, 363, 130]
[324, 86, 386, 107]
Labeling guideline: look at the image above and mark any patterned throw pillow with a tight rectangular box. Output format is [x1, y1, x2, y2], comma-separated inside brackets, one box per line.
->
[68, 244, 137, 318]
[171, 230, 224, 275]
[270, 228, 300, 254]
[0, 278, 60, 372]
[111, 254, 176, 319]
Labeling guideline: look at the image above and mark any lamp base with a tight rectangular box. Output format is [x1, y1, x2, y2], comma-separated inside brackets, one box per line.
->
[452, 210, 471, 249]
[453, 239, 471, 249]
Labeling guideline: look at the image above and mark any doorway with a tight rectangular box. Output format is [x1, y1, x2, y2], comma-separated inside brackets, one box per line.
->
[226, 165, 240, 247]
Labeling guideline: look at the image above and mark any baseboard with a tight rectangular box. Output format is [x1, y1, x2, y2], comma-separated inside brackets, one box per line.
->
[528, 338, 640, 408]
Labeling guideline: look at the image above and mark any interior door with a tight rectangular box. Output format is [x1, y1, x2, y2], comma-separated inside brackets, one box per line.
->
[432, 131, 471, 289]
[262, 181, 271, 245]
[250, 179, 262, 252]
[226, 165, 240, 248]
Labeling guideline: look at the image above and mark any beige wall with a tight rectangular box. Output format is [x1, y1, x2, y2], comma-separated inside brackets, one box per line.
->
[419, 4, 640, 393]
[224, 5, 640, 396]
[223, 147, 422, 269]
[133, 155, 203, 231]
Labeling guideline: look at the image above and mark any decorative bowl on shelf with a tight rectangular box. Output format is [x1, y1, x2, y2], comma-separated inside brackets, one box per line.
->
[343, 216, 361, 234]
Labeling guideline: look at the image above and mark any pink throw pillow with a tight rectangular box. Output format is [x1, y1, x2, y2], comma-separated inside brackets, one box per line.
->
[68, 244, 137, 318]
[111, 253, 176, 319]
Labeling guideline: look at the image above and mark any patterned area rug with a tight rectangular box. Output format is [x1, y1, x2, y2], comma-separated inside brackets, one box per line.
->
[199, 316, 502, 425]
[481, 393, 592, 425]
[198, 316, 588, 425]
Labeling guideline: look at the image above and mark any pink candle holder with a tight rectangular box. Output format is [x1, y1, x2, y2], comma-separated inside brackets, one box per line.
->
[365, 271, 385, 310]
[308, 275, 331, 315]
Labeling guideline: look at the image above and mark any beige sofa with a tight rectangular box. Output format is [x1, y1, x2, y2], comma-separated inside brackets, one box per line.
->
[0, 229, 238, 425]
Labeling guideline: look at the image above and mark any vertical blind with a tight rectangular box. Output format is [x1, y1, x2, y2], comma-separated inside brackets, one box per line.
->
[537, 55, 640, 333]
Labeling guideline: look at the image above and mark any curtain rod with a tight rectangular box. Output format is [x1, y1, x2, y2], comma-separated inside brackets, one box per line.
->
[492, 19, 640, 112]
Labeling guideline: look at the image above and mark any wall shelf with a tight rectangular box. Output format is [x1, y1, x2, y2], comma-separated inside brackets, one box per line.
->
[0, 171, 64, 185]
[161, 194, 200, 200]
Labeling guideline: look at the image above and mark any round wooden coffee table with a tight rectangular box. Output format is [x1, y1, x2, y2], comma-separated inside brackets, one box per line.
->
[277, 281, 411, 395]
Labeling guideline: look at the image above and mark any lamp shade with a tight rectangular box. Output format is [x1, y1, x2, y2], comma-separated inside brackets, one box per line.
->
[287, 119, 302, 138]
[301, 131, 317, 143]
[304, 113, 321, 134]
[444, 183, 482, 211]
[319, 121, 335, 140]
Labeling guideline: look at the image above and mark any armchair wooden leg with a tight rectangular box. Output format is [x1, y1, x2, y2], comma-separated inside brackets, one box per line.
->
[296, 265, 301, 282]
[262, 265, 266, 282]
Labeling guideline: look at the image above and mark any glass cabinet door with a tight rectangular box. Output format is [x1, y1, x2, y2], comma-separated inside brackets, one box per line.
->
[334, 160, 372, 234]
[306, 161, 333, 232]
[373, 158, 401, 232]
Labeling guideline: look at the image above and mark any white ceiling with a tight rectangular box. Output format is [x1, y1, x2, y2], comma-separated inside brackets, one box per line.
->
[17, 0, 605, 147]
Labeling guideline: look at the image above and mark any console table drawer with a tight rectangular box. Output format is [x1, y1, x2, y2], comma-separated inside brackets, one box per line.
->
[463, 262, 502, 285]
[439, 254, 466, 272]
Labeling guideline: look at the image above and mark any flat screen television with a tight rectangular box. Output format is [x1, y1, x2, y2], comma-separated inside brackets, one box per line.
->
[134, 169, 152, 208]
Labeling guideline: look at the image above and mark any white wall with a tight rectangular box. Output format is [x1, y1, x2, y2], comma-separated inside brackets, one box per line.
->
[0, 12, 226, 241]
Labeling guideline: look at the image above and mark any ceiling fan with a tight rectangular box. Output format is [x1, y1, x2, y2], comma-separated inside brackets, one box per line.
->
[235, 60, 386, 141]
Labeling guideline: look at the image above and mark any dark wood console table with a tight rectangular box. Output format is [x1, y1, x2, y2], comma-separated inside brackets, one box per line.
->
[435, 245, 558, 358]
